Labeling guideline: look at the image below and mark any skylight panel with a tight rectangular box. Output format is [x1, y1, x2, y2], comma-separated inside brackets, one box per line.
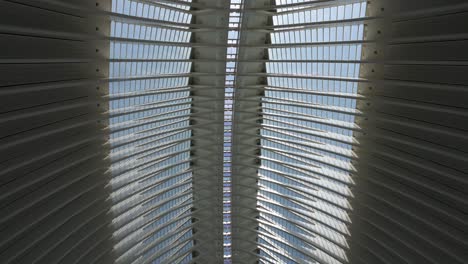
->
[108, 1, 194, 263]
[257, 0, 367, 263]
[222, 1, 244, 263]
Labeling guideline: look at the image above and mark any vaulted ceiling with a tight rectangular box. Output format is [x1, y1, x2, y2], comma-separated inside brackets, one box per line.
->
[1, 0, 467, 263]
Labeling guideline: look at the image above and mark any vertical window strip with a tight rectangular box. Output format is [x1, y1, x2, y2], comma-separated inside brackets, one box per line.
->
[223, 1, 244, 263]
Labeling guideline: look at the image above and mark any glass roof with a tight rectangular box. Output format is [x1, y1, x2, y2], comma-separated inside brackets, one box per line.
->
[257, 0, 366, 263]
[106, 0, 366, 263]
[223, 1, 244, 263]
[109, 1, 194, 263]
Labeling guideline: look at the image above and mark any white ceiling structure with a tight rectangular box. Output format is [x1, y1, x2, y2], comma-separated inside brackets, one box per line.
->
[106, 0, 368, 263]
[1, 0, 467, 263]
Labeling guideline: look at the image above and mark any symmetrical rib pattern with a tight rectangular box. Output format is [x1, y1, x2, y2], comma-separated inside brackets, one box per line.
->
[1, 0, 468, 264]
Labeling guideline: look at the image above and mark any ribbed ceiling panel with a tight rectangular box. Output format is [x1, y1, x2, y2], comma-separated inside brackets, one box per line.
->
[0, 0, 115, 263]
[348, 0, 468, 263]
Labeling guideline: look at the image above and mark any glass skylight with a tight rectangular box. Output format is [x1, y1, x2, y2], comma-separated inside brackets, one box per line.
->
[257, 0, 367, 263]
[108, 1, 194, 263]
[105, 0, 366, 262]
[223, 1, 244, 263]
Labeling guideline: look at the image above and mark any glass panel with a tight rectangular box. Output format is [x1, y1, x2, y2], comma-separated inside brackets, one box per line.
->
[257, 0, 367, 263]
[109, 1, 194, 263]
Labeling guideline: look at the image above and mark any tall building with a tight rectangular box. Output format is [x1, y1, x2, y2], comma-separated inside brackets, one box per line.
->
[0, 0, 467, 263]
